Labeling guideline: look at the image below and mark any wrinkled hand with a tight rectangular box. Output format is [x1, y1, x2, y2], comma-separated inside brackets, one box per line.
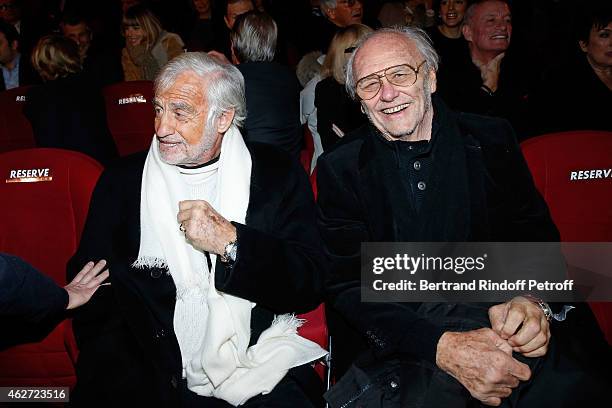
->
[177, 200, 236, 255]
[473, 52, 505, 92]
[489, 296, 550, 357]
[64, 260, 110, 310]
[436, 328, 531, 406]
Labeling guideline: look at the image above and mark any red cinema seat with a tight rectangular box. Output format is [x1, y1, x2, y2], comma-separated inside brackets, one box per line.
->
[102, 81, 155, 156]
[300, 126, 316, 174]
[521, 130, 612, 344]
[0, 148, 103, 387]
[296, 165, 330, 383]
[297, 304, 329, 381]
[0, 86, 35, 154]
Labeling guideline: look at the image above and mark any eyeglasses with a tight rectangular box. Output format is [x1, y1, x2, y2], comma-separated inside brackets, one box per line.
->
[355, 62, 426, 100]
[337, 0, 358, 7]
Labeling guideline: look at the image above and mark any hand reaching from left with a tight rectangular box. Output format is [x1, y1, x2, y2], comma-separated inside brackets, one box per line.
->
[64, 260, 110, 310]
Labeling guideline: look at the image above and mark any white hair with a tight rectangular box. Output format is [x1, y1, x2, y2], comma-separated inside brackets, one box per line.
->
[155, 52, 247, 129]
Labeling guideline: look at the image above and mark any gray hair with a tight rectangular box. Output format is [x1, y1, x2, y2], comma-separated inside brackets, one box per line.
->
[155, 52, 247, 129]
[230, 11, 277, 63]
[463, 0, 509, 27]
[320, 0, 337, 10]
[344, 26, 440, 100]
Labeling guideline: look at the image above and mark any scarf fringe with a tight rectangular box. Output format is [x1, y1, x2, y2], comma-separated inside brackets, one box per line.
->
[270, 314, 305, 334]
[132, 256, 168, 269]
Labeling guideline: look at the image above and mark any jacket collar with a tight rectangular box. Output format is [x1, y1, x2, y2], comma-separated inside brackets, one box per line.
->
[356, 96, 477, 241]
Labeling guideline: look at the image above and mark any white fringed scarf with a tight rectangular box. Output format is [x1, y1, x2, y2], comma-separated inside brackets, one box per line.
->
[134, 126, 327, 405]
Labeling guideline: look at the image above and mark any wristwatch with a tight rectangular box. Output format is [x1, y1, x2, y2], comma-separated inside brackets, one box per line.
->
[220, 239, 238, 264]
[523, 294, 553, 321]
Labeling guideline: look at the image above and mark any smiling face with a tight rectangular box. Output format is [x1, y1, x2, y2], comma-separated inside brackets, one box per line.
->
[353, 32, 436, 141]
[153, 71, 222, 166]
[124, 23, 145, 47]
[463, 0, 511, 55]
[440, 0, 467, 28]
[580, 22, 612, 70]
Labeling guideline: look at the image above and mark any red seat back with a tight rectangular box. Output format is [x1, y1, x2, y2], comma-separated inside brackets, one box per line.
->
[521, 130, 612, 344]
[0, 148, 103, 387]
[102, 81, 155, 157]
[296, 165, 328, 380]
[0, 86, 35, 154]
[300, 125, 315, 173]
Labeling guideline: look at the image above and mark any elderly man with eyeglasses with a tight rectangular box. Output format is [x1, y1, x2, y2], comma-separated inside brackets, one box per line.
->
[316, 26, 610, 407]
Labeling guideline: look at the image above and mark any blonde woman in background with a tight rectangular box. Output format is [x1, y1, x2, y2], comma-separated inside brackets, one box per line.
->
[25, 35, 118, 165]
[121, 4, 184, 81]
[314, 23, 372, 151]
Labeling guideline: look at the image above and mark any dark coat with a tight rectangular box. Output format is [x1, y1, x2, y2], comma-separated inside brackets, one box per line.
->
[23, 72, 118, 166]
[237, 62, 303, 160]
[436, 48, 531, 140]
[317, 98, 610, 406]
[316, 97, 559, 377]
[529, 54, 612, 136]
[67, 143, 325, 406]
[0, 253, 67, 350]
[314, 77, 367, 152]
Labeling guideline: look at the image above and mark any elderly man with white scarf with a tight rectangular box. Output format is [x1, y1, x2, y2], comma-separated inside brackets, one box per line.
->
[67, 52, 327, 407]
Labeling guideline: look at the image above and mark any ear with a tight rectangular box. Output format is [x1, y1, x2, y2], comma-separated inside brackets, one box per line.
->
[428, 68, 437, 94]
[462, 24, 472, 42]
[216, 109, 235, 134]
[322, 6, 336, 21]
[224, 15, 231, 30]
[10, 39, 18, 51]
[578, 40, 588, 53]
[230, 43, 239, 64]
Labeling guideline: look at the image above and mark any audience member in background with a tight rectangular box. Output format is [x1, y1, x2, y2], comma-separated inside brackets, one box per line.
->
[530, 5, 611, 135]
[316, 0, 365, 52]
[426, 0, 470, 65]
[0, 254, 109, 350]
[213, 0, 255, 58]
[184, 0, 216, 52]
[25, 35, 118, 166]
[298, 50, 325, 173]
[60, 12, 123, 87]
[231, 11, 303, 160]
[378, 0, 435, 28]
[315, 24, 371, 151]
[436, 0, 530, 139]
[0, 19, 38, 90]
[224, 0, 255, 30]
[121, 4, 184, 81]
[0, 0, 51, 59]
